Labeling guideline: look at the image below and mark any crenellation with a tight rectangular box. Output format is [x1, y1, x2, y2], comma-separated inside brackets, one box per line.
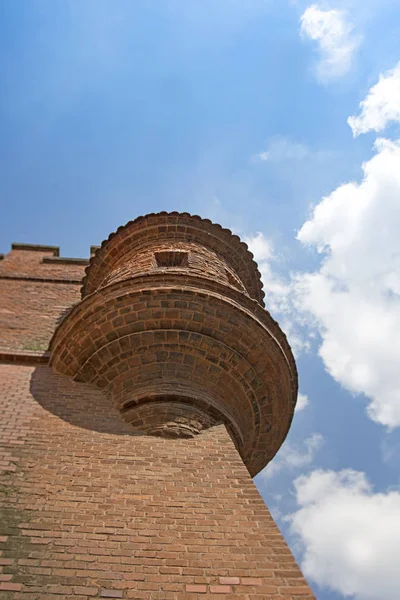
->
[11, 242, 60, 256]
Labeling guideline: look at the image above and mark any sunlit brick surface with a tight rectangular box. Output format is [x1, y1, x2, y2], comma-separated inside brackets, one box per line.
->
[0, 212, 315, 598]
[51, 213, 297, 477]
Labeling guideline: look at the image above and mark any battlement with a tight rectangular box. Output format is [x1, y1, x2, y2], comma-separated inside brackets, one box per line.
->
[8, 242, 94, 263]
[0, 243, 86, 353]
[11, 242, 60, 256]
[0, 242, 92, 283]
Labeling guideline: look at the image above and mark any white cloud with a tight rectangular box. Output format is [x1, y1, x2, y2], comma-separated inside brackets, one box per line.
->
[246, 231, 274, 261]
[348, 61, 400, 136]
[245, 232, 309, 356]
[247, 137, 400, 428]
[261, 433, 323, 478]
[300, 4, 361, 81]
[295, 137, 400, 427]
[257, 136, 309, 162]
[296, 392, 309, 411]
[288, 469, 400, 599]
[245, 232, 290, 312]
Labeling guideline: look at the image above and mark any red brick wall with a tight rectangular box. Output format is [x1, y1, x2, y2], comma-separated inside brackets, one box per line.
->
[81, 214, 264, 304]
[101, 243, 246, 294]
[0, 248, 84, 351]
[0, 364, 314, 599]
[0, 237, 315, 599]
[0, 280, 80, 351]
[0, 248, 86, 282]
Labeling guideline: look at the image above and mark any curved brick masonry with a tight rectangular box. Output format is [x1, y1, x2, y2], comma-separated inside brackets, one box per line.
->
[50, 212, 298, 477]
[0, 213, 316, 599]
[80, 212, 265, 302]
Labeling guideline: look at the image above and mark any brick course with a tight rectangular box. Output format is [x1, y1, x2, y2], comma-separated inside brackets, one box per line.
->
[0, 212, 315, 598]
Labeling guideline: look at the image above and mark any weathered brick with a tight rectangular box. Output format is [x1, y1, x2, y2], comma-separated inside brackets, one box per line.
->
[0, 582, 23, 591]
[241, 577, 264, 586]
[0, 214, 315, 600]
[219, 576, 240, 585]
[210, 585, 232, 593]
[73, 586, 98, 596]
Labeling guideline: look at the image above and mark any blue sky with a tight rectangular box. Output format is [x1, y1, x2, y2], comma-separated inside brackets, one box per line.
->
[1, 2, 400, 598]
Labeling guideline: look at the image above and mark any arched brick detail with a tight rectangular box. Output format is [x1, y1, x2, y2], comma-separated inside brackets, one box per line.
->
[81, 212, 264, 303]
[50, 213, 298, 477]
[122, 400, 219, 438]
[100, 242, 247, 294]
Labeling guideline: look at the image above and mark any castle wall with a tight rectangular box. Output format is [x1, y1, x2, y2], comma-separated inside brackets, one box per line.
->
[0, 229, 315, 599]
[0, 364, 314, 599]
[0, 247, 84, 352]
[0, 279, 80, 352]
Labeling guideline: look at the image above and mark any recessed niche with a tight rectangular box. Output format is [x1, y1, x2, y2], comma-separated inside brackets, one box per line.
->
[155, 250, 189, 268]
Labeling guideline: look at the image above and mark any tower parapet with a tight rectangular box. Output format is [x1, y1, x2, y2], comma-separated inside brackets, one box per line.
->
[50, 212, 297, 476]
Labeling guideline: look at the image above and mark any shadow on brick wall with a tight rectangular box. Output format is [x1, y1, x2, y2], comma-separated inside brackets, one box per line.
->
[30, 366, 136, 436]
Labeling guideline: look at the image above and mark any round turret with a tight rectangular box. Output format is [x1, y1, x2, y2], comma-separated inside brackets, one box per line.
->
[50, 212, 297, 476]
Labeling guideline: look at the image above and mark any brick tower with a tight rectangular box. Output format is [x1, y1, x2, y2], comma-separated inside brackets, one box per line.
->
[0, 212, 315, 599]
